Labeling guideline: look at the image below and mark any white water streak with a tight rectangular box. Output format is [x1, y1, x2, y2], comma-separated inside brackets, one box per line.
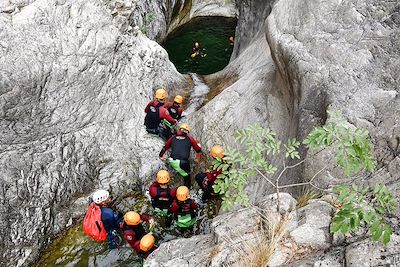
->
[183, 73, 210, 116]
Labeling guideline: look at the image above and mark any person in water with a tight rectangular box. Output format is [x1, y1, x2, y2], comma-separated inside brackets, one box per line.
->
[229, 36, 234, 46]
[159, 123, 202, 189]
[192, 42, 201, 54]
[133, 233, 158, 260]
[121, 211, 154, 249]
[92, 190, 123, 249]
[170, 186, 198, 231]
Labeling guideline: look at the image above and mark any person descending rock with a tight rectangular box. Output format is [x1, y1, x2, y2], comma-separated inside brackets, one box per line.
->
[121, 211, 154, 250]
[195, 145, 226, 202]
[92, 190, 123, 249]
[144, 88, 167, 134]
[133, 233, 158, 260]
[159, 123, 202, 189]
[149, 170, 176, 226]
[170, 186, 198, 230]
[159, 95, 184, 140]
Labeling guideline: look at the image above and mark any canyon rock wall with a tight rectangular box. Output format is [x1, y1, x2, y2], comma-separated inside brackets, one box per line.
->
[0, 0, 186, 265]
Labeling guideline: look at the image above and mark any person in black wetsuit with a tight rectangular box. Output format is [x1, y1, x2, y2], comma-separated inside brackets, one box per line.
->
[144, 88, 167, 134]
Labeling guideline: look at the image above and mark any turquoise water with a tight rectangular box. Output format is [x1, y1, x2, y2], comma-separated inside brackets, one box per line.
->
[162, 17, 237, 75]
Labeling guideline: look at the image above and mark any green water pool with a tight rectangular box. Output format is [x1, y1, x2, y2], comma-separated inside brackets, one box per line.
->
[162, 17, 237, 75]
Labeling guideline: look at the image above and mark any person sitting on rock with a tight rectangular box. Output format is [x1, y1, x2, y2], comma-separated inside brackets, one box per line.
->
[159, 123, 202, 189]
[170, 186, 198, 230]
[195, 145, 226, 202]
[92, 190, 123, 249]
[149, 170, 176, 226]
[159, 95, 184, 141]
[144, 88, 167, 134]
[133, 233, 158, 260]
[121, 211, 154, 249]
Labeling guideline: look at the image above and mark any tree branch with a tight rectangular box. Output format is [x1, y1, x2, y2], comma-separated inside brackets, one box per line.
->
[255, 168, 276, 188]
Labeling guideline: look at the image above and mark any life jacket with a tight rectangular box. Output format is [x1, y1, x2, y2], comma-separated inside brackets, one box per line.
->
[152, 187, 173, 210]
[176, 199, 196, 228]
[167, 104, 181, 120]
[83, 202, 107, 242]
[170, 134, 192, 160]
[144, 101, 163, 129]
[122, 222, 146, 241]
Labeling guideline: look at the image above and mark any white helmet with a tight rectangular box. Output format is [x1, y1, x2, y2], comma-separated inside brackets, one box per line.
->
[92, 190, 110, 204]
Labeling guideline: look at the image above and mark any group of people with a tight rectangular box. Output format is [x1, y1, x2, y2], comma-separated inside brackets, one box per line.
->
[88, 88, 226, 262]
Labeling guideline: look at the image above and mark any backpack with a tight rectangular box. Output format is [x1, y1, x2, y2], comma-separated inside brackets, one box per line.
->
[83, 202, 107, 242]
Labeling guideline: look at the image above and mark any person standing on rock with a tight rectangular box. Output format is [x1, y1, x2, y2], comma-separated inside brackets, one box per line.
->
[121, 211, 155, 249]
[149, 170, 176, 226]
[195, 145, 226, 202]
[133, 233, 158, 261]
[159, 95, 184, 141]
[144, 88, 167, 134]
[92, 190, 123, 249]
[170, 186, 198, 231]
[159, 123, 202, 189]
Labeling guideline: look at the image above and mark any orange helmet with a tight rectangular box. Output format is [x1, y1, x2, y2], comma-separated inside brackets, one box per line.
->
[176, 186, 190, 201]
[155, 88, 167, 100]
[174, 95, 183, 105]
[124, 211, 141, 226]
[140, 234, 155, 252]
[179, 123, 190, 133]
[156, 170, 170, 184]
[211, 145, 224, 159]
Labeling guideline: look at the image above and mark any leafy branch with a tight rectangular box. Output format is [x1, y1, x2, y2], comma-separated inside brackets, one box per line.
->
[210, 111, 397, 245]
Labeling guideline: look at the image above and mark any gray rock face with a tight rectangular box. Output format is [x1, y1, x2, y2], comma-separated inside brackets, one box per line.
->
[145, 235, 215, 267]
[345, 234, 400, 267]
[266, 0, 400, 187]
[289, 201, 334, 249]
[148, 194, 334, 267]
[0, 0, 186, 265]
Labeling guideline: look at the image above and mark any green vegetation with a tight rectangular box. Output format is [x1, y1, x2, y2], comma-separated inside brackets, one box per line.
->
[211, 111, 397, 245]
[139, 11, 156, 35]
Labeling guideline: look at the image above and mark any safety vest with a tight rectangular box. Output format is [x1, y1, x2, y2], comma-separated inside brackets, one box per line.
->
[171, 135, 192, 160]
[152, 187, 173, 211]
[144, 101, 163, 129]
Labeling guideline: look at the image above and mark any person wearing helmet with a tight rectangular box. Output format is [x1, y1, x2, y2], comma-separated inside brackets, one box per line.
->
[159, 95, 184, 141]
[159, 123, 202, 189]
[149, 170, 177, 225]
[133, 233, 158, 260]
[92, 190, 123, 249]
[170, 186, 198, 230]
[121, 211, 154, 249]
[144, 88, 167, 134]
[195, 145, 227, 202]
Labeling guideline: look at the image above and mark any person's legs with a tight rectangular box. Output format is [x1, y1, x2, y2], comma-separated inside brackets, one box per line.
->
[180, 160, 191, 189]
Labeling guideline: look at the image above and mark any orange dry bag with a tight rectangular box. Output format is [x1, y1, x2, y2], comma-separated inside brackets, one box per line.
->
[83, 202, 107, 242]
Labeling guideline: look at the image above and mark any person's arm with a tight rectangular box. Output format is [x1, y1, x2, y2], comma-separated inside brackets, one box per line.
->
[124, 229, 137, 248]
[170, 188, 177, 200]
[159, 137, 173, 158]
[149, 182, 158, 198]
[170, 200, 179, 213]
[133, 240, 142, 254]
[188, 135, 202, 153]
[177, 108, 183, 120]
[161, 107, 176, 124]
[114, 210, 124, 226]
[191, 199, 199, 210]
[140, 214, 150, 223]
